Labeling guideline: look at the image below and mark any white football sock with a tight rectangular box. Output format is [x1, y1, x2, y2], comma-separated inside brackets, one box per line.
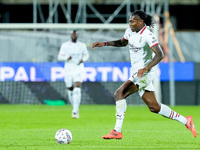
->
[72, 87, 81, 114]
[158, 104, 187, 125]
[114, 99, 127, 133]
[67, 90, 73, 106]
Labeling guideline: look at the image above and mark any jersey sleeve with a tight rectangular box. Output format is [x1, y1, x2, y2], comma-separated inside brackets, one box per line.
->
[123, 28, 129, 41]
[58, 43, 69, 61]
[145, 31, 159, 48]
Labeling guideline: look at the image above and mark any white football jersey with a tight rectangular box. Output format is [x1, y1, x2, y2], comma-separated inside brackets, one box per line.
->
[123, 25, 159, 74]
[58, 40, 89, 75]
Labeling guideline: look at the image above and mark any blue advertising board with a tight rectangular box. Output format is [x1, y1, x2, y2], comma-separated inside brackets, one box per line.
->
[159, 62, 194, 81]
[0, 62, 194, 82]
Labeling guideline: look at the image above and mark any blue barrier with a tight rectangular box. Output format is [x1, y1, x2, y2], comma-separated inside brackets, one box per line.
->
[0, 62, 194, 82]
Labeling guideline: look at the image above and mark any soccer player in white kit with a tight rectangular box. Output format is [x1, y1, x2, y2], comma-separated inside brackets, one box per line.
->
[58, 30, 89, 119]
[91, 10, 196, 139]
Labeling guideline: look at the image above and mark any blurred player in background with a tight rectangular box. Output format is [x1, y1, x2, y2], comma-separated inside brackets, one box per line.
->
[91, 10, 196, 139]
[58, 30, 89, 119]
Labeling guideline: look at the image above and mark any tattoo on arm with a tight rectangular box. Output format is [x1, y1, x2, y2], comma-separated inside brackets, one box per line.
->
[108, 39, 128, 47]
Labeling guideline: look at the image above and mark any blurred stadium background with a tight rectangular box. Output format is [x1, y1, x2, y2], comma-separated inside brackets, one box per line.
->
[0, 0, 200, 105]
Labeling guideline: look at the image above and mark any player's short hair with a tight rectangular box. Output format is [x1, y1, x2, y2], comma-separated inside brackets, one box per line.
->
[132, 10, 153, 27]
[71, 30, 78, 34]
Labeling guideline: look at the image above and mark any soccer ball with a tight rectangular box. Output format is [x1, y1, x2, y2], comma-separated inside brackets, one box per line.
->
[55, 128, 72, 144]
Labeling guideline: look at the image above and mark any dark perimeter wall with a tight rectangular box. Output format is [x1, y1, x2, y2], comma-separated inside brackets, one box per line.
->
[0, 81, 200, 105]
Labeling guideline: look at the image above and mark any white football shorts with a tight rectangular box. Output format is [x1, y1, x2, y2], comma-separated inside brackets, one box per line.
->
[129, 69, 155, 97]
[64, 73, 83, 88]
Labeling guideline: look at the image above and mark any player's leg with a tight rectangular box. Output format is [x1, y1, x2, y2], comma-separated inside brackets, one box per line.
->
[65, 74, 78, 118]
[114, 80, 138, 132]
[72, 81, 81, 118]
[71, 74, 82, 119]
[65, 75, 74, 106]
[142, 91, 186, 121]
[142, 91, 197, 137]
[137, 70, 188, 125]
[67, 86, 73, 106]
[102, 80, 138, 139]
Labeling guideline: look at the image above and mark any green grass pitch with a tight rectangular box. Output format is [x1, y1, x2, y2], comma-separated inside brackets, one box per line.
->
[0, 104, 199, 150]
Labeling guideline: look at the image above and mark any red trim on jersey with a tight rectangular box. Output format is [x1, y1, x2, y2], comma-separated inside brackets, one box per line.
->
[123, 36, 128, 41]
[150, 42, 159, 48]
[139, 26, 146, 34]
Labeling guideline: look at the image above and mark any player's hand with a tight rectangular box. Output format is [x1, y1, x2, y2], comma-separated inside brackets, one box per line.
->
[77, 59, 83, 65]
[91, 42, 105, 50]
[67, 56, 72, 61]
[137, 68, 148, 78]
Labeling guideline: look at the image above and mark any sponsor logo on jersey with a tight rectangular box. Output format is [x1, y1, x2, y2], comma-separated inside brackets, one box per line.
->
[129, 44, 141, 52]
[151, 36, 157, 43]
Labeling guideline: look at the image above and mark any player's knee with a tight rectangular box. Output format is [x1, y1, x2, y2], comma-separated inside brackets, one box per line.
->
[114, 89, 122, 101]
[74, 82, 81, 87]
[149, 105, 160, 113]
[113, 90, 118, 100]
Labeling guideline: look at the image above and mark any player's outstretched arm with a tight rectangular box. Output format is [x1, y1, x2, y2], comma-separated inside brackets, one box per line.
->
[91, 42, 105, 50]
[91, 38, 128, 50]
[108, 38, 128, 47]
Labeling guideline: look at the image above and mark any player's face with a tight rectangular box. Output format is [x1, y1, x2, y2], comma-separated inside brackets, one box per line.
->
[71, 32, 78, 42]
[129, 15, 143, 32]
